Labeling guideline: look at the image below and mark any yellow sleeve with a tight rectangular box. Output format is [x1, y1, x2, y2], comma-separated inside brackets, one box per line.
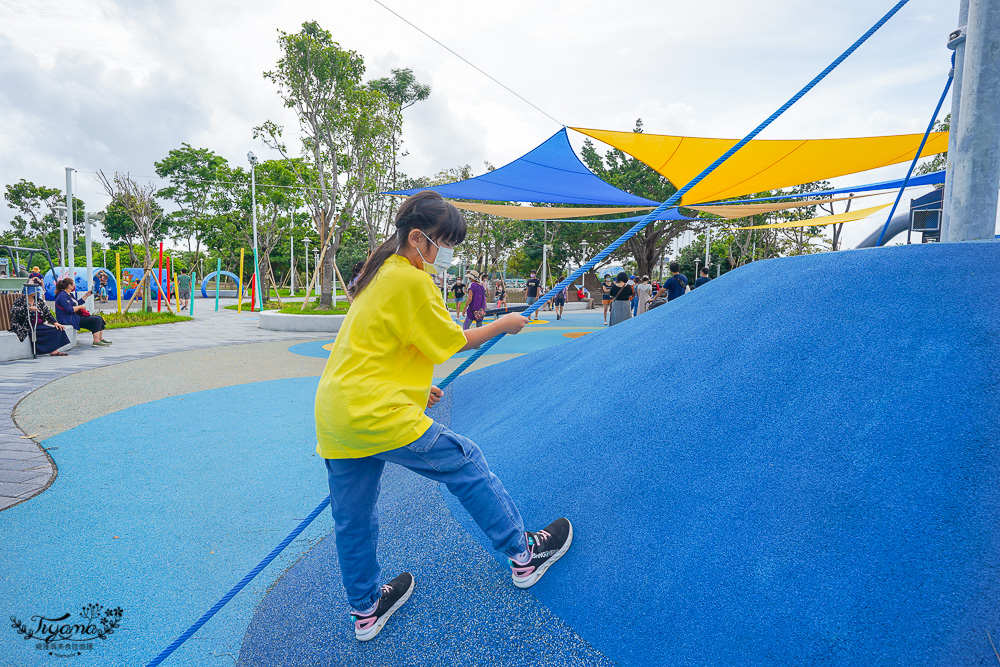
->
[407, 296, 467, 365]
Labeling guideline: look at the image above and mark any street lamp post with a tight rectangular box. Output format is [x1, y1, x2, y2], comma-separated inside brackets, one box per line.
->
[248, 152, 263, 311]
[66, 167, 75, 280]
[53, 204, 67, 277]
[289, 234, 295, 297]
[11, 237, 20, 271]
[313, 249, 320, 303]
[303, 238, 311, 298]
[580, 240, 590, 289]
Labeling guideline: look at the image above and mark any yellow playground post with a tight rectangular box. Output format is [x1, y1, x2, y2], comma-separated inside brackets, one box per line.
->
[174, 266, 181, 313]
[115, 251, 122, 314]
[237, 248, 245, 313]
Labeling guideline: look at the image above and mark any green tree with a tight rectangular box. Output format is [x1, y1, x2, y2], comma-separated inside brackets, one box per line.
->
[154, 143, 228, 276]
[256, 21, 399, 309]
[208, 160, 305, 302]
[98, 172, 167, 311]
[917, 114, 949, 176]
[369, 67, 431, 232]
[580, 119, 694, 278]
[4, 179, 84, 268]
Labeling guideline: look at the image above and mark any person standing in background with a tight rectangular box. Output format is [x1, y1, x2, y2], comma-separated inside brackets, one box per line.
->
[176, 268, 191, 310]
[651, 262, 689, 302]
[463, 270, 487, 330]
[524, 271, 541, 321]
[636, 275, 653, 314]
[494, 279, 507, 310]
[693, 266, 711, 289]
[451, 277, 466, 322]
[600, 274, 613, 325]
[553, 276, 567, 320]
[608, 271, 634, 326]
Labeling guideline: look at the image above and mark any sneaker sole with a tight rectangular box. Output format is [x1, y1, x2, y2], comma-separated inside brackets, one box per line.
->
[355, 578, 416, 642]
[512, 522, 573, 589]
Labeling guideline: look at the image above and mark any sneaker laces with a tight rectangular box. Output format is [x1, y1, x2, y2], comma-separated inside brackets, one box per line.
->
[535, 529, 551, 546]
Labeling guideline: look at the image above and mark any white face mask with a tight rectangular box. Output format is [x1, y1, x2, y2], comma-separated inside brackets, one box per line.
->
[416, 231, 454, 276]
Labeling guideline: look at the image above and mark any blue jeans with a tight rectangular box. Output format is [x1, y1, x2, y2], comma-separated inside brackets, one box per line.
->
[324, 422, 527, 611]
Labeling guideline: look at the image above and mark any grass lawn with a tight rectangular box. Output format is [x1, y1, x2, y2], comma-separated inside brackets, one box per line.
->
[223, 302, 283, 311]
[101, 311, 193, 329]
[277, 300, 350, 315]
[268, 288, 345, 297]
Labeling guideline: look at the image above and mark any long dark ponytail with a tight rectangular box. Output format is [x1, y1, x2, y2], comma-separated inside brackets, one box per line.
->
[349, 190, 466, 298]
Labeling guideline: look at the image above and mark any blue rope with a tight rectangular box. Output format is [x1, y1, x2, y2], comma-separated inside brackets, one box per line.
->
[145, 497, 331, 667]
[439, 0, 912, 391]
[875, 58, 953, 246]
[145, 4, 912, 663]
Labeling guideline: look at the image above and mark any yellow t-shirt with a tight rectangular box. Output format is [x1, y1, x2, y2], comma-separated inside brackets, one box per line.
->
[315, 254, 468, 459]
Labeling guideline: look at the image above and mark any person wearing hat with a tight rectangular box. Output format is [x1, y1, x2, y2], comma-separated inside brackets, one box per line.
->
[463, 270, 487, 330]
[29, 266, 43, 282]
[8, 281, 71, 356]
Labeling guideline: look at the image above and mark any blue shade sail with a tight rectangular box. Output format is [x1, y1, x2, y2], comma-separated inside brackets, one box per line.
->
[389, 129, 661, 206]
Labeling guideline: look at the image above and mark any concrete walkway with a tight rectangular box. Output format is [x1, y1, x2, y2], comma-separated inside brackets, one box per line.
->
[0, 299, 316, 511]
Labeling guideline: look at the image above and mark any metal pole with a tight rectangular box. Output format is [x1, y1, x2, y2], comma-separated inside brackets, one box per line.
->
[303, 241, 310, 298]
[941, 0, 971, 240]
[65, 169, 74, 278]
[190, 270, 196, 316]
[115, 251, 122, 314]
[946, 0, 1000, 242]
[705, 225, 711, 268]
[157, 242, 163, 312]
[84, 210, 93, 310]
[214, 258, 222, 311]
[289, 233, 294, 296]
[541, 221, 548, 295]
[250, 160, 263, 310]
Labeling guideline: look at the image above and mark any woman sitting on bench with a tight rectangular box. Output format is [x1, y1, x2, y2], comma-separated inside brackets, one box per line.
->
[8, 281, 71, 356]
[54, 278, 112, 347]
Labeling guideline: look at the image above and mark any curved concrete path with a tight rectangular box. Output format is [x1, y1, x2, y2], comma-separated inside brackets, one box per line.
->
[0, 300, 317, 510]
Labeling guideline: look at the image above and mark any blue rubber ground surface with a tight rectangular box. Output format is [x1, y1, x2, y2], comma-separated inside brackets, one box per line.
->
[0, 378, 332, 666]
[237, 390, 614, 667]
[286, 313, 604, 360]
[443, 242, 1000, 665]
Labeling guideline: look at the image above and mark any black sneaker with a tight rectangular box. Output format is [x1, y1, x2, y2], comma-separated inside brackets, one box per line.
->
[509, 518, 573, 589]
[350, 572, 415, 641]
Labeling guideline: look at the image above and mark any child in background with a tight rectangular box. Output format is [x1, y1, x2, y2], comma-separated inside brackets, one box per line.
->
[316, 191, 573, 642]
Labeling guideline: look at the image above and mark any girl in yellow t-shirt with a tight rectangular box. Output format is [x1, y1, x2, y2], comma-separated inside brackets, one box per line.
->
[316, 191, 573, 642]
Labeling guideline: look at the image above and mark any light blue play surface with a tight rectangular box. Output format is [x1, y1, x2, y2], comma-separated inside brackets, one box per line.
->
[287, 311, 607, 360]
[0, 378, 330, 666]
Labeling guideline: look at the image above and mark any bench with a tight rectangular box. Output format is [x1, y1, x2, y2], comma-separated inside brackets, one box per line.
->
[0, 293, 78, 361]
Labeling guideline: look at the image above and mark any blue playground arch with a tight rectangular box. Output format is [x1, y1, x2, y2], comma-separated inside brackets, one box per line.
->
[43, 267, 120, 300]
[201, 271, 242, 298]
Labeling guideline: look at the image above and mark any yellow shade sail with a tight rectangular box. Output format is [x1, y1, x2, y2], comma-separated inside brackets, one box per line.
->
[689, 192, 883, 219]
[446, 201, 653, 220]
[571, 127, 949, 205]
[730, 203, 892, 229]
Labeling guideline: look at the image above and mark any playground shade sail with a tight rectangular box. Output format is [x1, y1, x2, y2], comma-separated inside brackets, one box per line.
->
[689, 192, 883, 219]
[706, 170, 945, 204]
[571, 128, 949, 205]
[537, 208, 699, 223]
[730, 202, 891, 229]
[388, 129, 660, 206]
[442, 202, 654, 220]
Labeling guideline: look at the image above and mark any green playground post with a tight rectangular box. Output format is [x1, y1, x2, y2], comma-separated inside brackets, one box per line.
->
[190, 270, 196, 316]
[214, 258, 221, 311]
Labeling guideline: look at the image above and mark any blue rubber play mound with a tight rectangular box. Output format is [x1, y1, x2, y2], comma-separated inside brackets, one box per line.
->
[446, 241, 1000, 665]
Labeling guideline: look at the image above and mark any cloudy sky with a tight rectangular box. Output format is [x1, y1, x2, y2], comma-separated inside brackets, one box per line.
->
[0, 0, 972, 250]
